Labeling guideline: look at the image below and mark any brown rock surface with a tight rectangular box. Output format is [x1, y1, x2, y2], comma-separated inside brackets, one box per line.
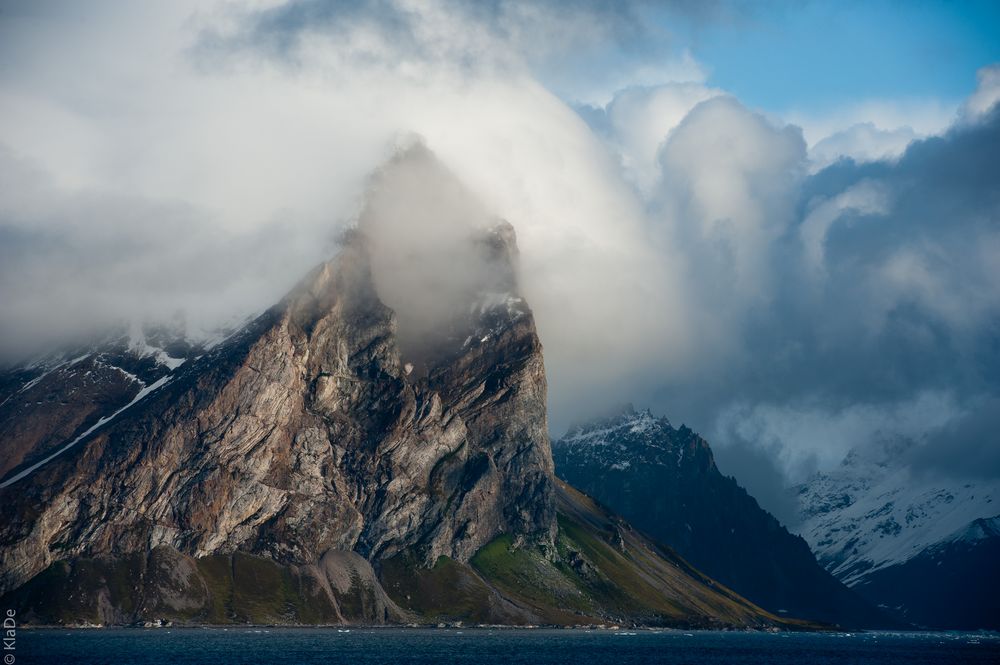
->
[0, 222, 555, 601]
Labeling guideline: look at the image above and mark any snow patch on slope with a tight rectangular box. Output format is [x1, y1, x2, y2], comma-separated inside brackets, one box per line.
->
[561, 409, 659, 445]
[0, 375, 172, 489]
[126, 322, 187, 370]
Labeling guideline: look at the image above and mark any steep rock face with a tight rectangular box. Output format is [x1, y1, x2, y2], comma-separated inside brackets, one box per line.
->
[3, 479, 794, 629]
[0, 224, 555, 599]
[0, 146, 810, 629]
[552, 407, 892, 628]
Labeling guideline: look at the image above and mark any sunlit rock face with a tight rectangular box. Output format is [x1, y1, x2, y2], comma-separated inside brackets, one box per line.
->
[0, 145, 557, 616]
[0, 214, 556, 599]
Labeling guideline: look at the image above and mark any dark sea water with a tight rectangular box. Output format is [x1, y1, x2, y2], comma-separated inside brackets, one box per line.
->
[14, 627, 1000, 664]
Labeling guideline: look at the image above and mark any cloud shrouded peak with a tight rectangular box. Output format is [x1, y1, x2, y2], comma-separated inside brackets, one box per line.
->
[356, 140, 517, 362]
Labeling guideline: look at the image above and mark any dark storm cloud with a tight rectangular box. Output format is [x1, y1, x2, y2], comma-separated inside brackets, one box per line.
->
[201, 0, 665, 50]
[194, 0, 642, 59]
[190, 0, 716, 104]
[194, 0, 421, 65]
[659, 103, 1000, 484]
[907, 398, 1000, 481]
[757, 104, 1000, 406]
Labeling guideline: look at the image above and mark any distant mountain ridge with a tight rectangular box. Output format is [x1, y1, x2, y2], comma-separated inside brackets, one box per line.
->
[793, 441, 1000, 628]
[552, 406, 892, 628]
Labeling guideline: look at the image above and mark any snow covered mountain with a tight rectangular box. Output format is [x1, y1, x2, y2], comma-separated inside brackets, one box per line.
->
[552, 407, 891, 628]
[793, 441, 1000, 628]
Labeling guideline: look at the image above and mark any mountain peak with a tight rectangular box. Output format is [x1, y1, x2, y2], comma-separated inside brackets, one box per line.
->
[948, 514, 1000, 546]
[0, 213, 559, 594]
[357, 145, 527, 371]
[562, 404, 667, 440]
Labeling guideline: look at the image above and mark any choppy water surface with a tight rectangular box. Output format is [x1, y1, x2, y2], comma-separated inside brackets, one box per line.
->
[16, 627, 1000, 664]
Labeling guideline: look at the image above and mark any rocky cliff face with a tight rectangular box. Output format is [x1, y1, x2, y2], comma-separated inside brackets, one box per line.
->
[0, 218, 556, 599]
[0, 322, 196, 483]
[552, 407, 893, 628]
[0, 148, 800, 629]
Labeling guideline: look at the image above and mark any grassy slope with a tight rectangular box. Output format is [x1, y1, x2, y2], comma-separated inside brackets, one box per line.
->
[379, 480, 815, 629]
[469, 481, 790, 627]
[2, 548, 341, 625]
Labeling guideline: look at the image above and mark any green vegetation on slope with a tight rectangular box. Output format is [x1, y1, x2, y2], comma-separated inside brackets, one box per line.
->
[2, 548, 339, 625]
[378, 552, 499, 623]
[380, 481, 791, 629]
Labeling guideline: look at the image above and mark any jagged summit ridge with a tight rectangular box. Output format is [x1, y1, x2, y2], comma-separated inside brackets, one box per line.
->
[558, 407, 711, 473]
